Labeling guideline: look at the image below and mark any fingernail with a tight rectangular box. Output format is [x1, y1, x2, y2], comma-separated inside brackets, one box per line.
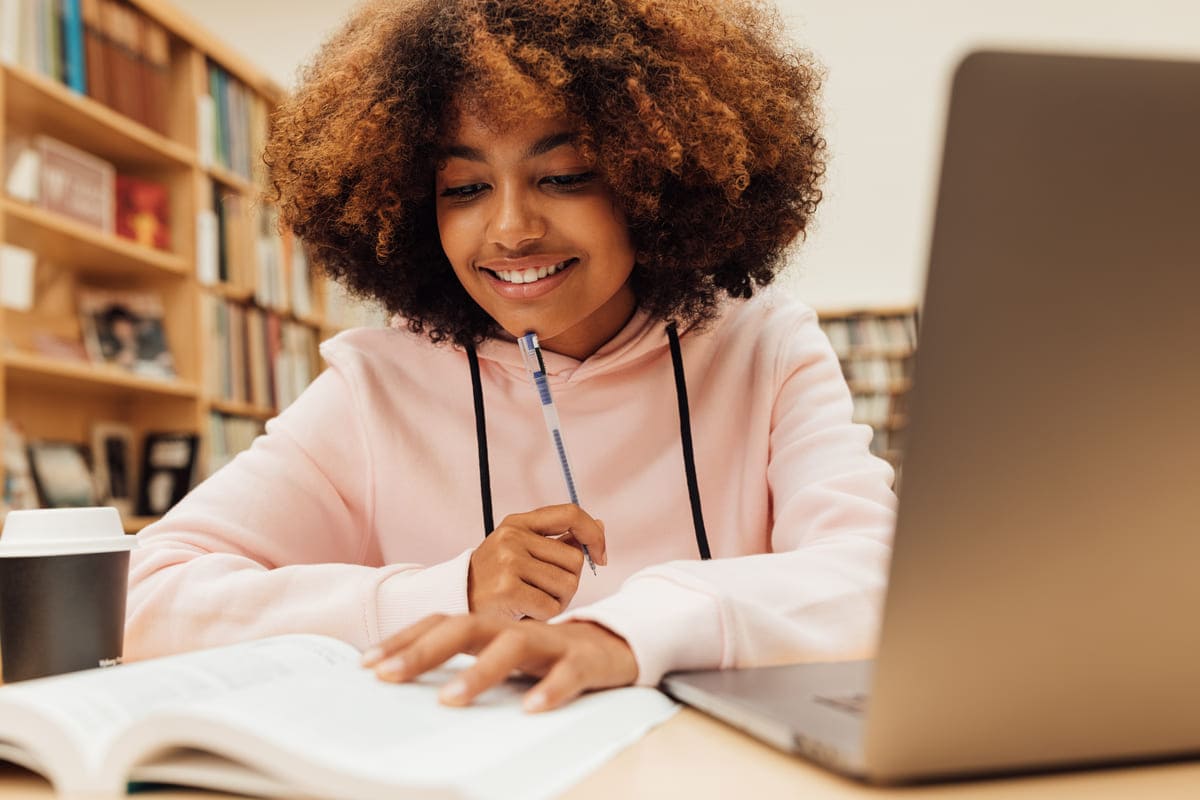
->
[376, 655, 407, 678]
[361, 647, 383, 666]
[524, 690, 549, 712]
[439, 679, 468, 703]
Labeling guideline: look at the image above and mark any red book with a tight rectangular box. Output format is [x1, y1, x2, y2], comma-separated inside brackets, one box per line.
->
[115, 175, 170, 250]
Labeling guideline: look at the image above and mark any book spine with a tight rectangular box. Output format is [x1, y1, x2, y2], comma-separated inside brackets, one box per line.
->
[131, 10, 150, 129]
[60, 0, 85, 93]
[99, 0, 127, 118]
[0, 0, 21, 65]
[208, 63, 225, 169]
[80, 0, 107, 105]
[147, 21, 170, 135]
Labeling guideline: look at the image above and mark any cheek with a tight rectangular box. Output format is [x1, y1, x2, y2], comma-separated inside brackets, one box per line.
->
[436, 210, 474, 268]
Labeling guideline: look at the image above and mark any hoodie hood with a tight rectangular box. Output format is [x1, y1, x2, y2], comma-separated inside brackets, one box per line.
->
[475, 306, 678, 386]
[390, 304, 704, 387]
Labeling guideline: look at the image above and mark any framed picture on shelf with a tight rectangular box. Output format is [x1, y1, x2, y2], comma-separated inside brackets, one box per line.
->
[91, 422, 137, 517]
[77, 288, 176, 379]
[137, 432, 200, 516]
[26, 441, 98, 509]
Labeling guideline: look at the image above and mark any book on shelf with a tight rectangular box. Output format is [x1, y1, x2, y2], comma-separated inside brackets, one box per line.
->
[0, 243, 36, 311]
[818, 307, 918, 473]
[114, 174, 171, 251]
[77, 287, 175, 379]
[207, 185, 255, 287]
[0, 0, 20, 66]
[205, 60, 269, 184]
[205, 295, 321, 412]
[253, 204, 289, 312]
[207, 412, 263, 475]
[324, 279, 389, 330]
[0, 634, 677, 799]
[290, 238, 314, 319]
[80, 0, 107, 105]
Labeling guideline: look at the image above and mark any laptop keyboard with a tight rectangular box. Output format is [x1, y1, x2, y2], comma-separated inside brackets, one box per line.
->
[814, 692, 870, 716]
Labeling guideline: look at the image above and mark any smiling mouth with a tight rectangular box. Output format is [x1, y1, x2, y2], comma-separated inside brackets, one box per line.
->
[483, 258, 578, 285]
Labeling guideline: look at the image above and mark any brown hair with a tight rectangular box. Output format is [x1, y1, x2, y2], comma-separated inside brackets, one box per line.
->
[266, 0, 826, 345]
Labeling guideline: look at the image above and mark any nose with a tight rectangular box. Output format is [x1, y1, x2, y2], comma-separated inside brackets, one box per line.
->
[486, 182, 546, 251]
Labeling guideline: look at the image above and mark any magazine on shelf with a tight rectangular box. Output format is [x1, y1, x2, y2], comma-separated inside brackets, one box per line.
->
[0, 634, 678, 800]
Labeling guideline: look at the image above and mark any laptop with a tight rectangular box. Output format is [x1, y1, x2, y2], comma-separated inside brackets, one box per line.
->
[660, 49, 1200, 784]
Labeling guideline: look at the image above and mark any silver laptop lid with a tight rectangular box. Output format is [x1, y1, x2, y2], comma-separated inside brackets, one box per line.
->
[864, 50, 1200, 782]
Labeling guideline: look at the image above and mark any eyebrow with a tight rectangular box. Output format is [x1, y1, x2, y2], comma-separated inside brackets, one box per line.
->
[440, 131, 576, 163]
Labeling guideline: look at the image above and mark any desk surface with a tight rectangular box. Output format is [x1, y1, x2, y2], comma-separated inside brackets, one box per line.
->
[2, 708, 1197, 799]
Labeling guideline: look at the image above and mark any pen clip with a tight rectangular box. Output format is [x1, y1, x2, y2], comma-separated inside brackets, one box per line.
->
[517, 333, 546, 377]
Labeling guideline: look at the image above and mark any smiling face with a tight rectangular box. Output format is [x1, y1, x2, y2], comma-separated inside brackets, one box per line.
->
[434, 106, 638, 360]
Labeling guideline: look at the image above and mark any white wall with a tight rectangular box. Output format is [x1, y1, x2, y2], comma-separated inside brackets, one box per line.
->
[173, 0, 1200, 310]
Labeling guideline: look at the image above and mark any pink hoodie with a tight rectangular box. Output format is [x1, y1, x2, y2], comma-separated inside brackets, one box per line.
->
[127, 290, 897, 685]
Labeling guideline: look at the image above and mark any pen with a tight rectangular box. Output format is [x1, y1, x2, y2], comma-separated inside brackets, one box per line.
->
[517, 332, 598, 576]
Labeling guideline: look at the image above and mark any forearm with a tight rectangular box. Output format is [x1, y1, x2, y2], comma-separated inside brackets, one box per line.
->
[556, 531, 891, 685]
[126, 544, 473, 659]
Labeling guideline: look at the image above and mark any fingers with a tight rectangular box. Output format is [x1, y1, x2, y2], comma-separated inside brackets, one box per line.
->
[365, 616, 638, 713]
[518, 557, 580, 608]
[439, 627, 554, 707]
[371, 614, 501, 682]
[500, 505, 607, 566]
[524, 656, 589, 712]
[513, 581, 563, 621]
[361, 614, 446, 667]
[526, 533, 586, 574]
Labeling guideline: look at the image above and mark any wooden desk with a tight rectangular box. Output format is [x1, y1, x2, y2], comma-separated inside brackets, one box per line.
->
[2, 708, 1198, 799]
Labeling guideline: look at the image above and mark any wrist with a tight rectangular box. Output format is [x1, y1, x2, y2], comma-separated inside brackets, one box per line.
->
[570, 621, 638, 684]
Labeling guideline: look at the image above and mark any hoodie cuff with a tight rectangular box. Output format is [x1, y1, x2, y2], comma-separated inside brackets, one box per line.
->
[553, 575, 726, 686]
[373, 549, 473, 642]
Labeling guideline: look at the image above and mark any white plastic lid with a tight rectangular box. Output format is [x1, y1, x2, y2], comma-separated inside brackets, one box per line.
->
[0, 507, 137, 557]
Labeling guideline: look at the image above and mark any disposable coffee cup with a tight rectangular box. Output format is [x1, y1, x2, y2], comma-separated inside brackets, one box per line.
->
[0, 507, 136, 683]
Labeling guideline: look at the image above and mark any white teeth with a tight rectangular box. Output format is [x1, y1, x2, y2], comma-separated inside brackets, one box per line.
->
[492, 260, 571, 284]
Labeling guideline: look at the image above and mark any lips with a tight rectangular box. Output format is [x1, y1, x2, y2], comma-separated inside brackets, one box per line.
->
[488, 258, 575, 284]
[479, 258, 578, 299]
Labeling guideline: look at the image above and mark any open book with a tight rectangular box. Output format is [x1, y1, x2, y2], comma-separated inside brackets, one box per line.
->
[0, 634, 678, 799]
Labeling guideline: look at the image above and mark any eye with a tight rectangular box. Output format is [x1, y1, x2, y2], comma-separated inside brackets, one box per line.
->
[440, 183, 488, 199]
[542, 172, 596, 190]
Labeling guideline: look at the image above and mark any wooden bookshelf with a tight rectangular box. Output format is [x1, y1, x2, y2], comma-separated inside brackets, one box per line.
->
[0, 0, 342, 520]
[817, 307, 920, 479]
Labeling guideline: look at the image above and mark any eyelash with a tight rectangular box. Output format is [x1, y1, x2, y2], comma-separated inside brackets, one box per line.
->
[439, 172, 596, 200]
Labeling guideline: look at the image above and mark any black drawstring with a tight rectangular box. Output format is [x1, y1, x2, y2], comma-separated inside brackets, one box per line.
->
[666, 323, 711, 559]
[465, 344, 495, 536]
[467, 327, 710, 559]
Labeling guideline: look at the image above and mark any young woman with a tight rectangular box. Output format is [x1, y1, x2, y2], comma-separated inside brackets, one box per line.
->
[126, 0, 896, 713]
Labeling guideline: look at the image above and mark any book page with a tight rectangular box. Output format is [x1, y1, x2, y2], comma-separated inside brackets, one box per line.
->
[120, 656, 678, 800]
[0, 634, 357, 792]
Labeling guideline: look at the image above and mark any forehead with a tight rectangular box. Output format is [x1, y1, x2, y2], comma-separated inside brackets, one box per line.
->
[442, 106, 573, 149]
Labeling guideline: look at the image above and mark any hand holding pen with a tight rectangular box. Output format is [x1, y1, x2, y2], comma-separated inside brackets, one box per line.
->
[518, 332, 599, 576]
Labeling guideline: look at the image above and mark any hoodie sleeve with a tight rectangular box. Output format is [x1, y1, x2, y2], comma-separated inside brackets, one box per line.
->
[125, 359, 471, 661]
[555, 309, 897, 686]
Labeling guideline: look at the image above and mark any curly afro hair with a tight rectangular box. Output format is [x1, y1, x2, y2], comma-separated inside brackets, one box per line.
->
[266, 0, 826, 346]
